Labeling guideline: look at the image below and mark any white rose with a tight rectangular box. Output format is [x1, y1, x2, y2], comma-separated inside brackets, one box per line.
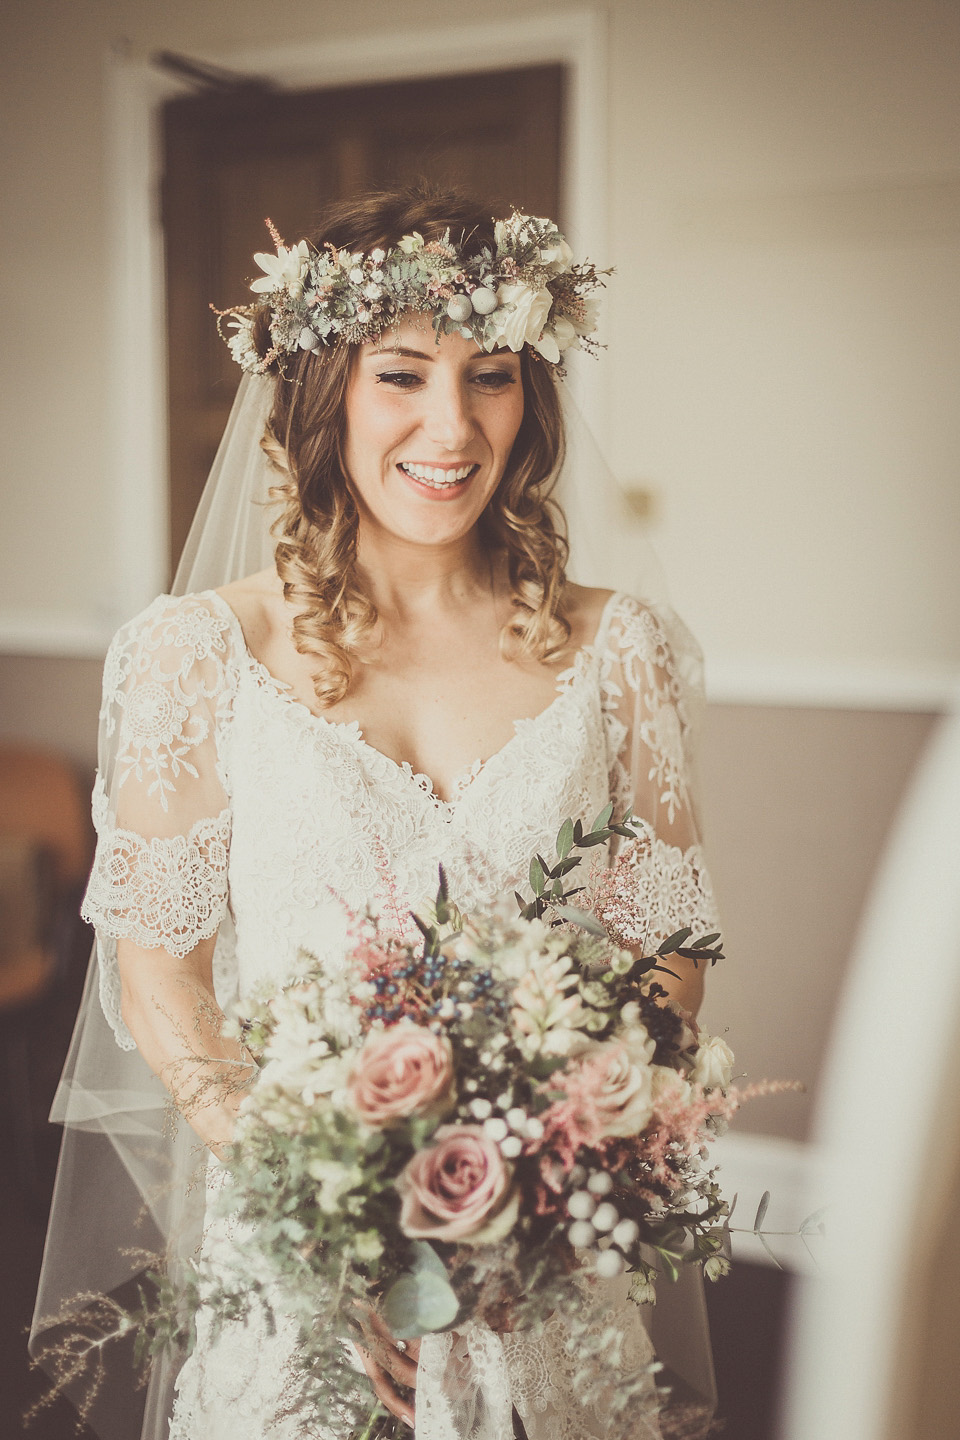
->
[538, 236, 573, 272]
[531, 327, 561, 364]
[489, 282, 553, 353]
[550, 315, 580, 354]
[689, 1033, 735, 1091]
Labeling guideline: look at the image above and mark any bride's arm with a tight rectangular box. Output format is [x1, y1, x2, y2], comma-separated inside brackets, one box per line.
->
[601, 598, 720, 1026]
[117, 934, 255, 1158]
[645, 942, 705, 1019]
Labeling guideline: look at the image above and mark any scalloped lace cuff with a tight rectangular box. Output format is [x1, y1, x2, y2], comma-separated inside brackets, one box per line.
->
[81, 809, 231, 957]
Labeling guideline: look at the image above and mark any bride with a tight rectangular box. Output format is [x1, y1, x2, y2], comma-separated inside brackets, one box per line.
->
[32, 187, 719, 1440]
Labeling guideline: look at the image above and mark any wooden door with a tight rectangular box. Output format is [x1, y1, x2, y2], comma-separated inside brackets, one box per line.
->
[162, 65, 565, 572]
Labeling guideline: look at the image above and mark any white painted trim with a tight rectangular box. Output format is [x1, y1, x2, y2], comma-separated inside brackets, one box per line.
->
[706, 654, 960, 712]
[103, 52, 178, 628]
[0, 613, 115, 659]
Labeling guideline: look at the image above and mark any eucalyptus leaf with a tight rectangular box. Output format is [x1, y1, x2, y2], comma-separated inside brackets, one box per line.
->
[556, 818, 575, 860]
[408, 1239, 450, 1281]
[657, 927, 692, 955]
[592, 801, 614, 832]
[753, 1191, 771, 1233]
[381, 1266, 459, 1339]
[755, 1230, 783, 1269]
[691, 932, 721, 949]
[554, 905, 607, 936]
[799, 1207, 826, 1235]
[529, 856, 545, 896]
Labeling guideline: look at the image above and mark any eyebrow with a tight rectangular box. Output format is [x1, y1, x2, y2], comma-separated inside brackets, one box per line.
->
[370, 346, 435, 361]
[368, 345, 518, 364]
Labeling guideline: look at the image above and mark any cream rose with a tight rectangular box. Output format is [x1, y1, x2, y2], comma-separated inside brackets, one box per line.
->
[346, 1024, 455, 1129]
[397, 1125, 520, 1244]
[689, 1033, 735, 1091]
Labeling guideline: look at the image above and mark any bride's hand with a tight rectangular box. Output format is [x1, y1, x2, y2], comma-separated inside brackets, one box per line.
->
[353, 1303, 421, 1430]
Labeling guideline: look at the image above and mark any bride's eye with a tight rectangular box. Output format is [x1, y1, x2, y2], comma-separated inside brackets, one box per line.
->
[472, 371, 517, 391]
[375, 370, 423, 389]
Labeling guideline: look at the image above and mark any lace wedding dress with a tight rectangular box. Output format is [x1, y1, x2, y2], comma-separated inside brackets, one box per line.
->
[80, 586, 719, 1440]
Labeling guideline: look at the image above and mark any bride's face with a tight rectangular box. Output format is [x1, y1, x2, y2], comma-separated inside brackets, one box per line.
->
[342, 313, 525, 548]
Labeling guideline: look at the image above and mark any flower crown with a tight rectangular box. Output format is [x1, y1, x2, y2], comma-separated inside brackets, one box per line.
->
[216, 211, 608, 374]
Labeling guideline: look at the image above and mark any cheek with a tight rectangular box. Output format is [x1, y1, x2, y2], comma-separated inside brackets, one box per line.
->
[344, 388, 410, 473]
[488, 388, 525, 457]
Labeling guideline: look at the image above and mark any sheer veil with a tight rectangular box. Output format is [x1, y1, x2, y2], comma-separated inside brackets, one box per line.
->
[31, 367, 715, 1438]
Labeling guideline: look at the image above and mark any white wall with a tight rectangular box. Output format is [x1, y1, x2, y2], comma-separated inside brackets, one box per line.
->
[2, 0, 957, 697]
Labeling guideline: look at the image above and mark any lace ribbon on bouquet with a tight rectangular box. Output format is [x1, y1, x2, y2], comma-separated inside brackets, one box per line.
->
[417, 1281, 662, 1440]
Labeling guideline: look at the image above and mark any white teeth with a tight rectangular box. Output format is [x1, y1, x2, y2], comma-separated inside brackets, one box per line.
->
[399, 462, 475, 488]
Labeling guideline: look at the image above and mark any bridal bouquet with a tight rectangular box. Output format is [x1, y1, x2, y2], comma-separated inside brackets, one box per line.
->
[178, 806, 738, 1438]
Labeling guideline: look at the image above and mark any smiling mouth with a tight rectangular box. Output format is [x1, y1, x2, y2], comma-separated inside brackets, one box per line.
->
[398, 461, 478, 489]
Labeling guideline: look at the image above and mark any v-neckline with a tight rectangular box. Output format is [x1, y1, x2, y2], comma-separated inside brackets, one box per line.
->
[205, 588, 622, 809]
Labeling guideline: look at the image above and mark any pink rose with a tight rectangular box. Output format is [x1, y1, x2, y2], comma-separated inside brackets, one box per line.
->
[578, 1039, 655, 1139]
[347, 1025, 455, 1129]
[398, 1125, 520, 1244]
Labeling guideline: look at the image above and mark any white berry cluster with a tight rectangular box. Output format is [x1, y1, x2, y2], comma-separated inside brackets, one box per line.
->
[466, 1094, 545, 1160]
[565, 1166, 640, 1279]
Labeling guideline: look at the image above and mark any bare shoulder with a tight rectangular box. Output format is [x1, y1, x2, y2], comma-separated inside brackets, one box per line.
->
[215, 569, 285, 652]
[560, 582, 618, 650]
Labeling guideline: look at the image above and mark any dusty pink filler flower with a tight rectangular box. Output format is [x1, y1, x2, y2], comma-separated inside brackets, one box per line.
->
[347, 1026, 455, 1129]
[398, 1125, 520, 1243]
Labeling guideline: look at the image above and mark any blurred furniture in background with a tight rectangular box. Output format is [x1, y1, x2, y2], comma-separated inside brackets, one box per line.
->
[781, 703, 960, 1440]
[0, 746, 92, 1203]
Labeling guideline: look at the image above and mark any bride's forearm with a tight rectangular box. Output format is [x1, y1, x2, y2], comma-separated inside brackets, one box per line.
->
[118, 936, 256, 1157]
[642, 947, 705, 1021]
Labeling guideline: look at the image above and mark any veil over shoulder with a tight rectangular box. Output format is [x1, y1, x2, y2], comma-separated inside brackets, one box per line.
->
[31, 368, 717, 1440]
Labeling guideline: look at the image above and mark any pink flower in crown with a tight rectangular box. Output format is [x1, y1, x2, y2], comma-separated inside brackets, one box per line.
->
[397, 1125, 520, 1244]
[347, 1024, 456, 1129]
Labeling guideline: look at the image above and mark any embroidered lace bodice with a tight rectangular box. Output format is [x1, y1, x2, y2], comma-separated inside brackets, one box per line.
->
[81, 587, 718, 1440]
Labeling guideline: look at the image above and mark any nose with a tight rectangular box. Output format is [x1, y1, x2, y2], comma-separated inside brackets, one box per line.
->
[421, 372, 476, 452]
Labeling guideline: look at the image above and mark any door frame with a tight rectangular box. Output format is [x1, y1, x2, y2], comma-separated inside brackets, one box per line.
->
[104, 11, 610, 624]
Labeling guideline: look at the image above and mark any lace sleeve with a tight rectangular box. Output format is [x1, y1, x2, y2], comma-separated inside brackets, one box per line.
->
[81, 593, 238, 1048]
[596, 595, 719, 950]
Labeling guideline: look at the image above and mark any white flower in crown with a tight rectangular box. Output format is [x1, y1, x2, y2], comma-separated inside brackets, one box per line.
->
[250, 240, 310, 295]
[224, 313, 260, 372]
[548, 295, 601, 359]
[486, 281, 553, 355]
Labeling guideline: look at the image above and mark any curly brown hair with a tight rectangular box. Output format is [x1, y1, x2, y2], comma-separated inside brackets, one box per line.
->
[254, 185, 571, 707]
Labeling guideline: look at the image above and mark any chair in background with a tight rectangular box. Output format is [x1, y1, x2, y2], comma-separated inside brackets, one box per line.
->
[0, 746, 92, 1204]
[780, 703, 960, 1440]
